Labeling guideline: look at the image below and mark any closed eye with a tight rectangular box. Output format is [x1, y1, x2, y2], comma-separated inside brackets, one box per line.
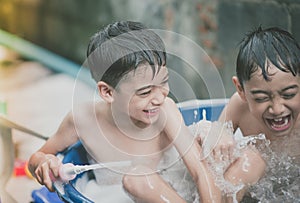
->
[254, 97, 270, 103]
[138, 90, 151, 96]
[280, 85, 298, 99]
[251, 90, 270, 103]
[281, 93, 296, 99]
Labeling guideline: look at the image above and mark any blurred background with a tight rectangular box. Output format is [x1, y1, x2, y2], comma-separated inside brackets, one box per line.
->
[1, 0, 300, 98]
[1, 0, 300, 202]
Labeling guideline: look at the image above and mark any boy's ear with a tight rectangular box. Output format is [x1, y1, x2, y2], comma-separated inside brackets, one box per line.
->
[97, 81, 114, 103]
[232, 76, 246, 101]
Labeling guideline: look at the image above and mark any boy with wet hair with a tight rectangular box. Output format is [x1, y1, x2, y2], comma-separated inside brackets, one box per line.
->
[218, 27, 300, 200]
[218, 25, 300, 202]
[219, 27, 300, 143]
[28, 21, 222, 202]
[87, 21, 167, 89]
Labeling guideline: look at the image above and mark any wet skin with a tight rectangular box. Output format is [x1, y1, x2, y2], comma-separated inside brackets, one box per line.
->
[241, 63, 300, 140]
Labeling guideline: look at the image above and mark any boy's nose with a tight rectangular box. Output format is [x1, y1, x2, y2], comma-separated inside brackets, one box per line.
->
[268, 99, 284, 115]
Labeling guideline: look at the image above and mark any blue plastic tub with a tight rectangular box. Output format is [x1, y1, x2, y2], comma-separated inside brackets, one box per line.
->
[31, 98, 228, 203]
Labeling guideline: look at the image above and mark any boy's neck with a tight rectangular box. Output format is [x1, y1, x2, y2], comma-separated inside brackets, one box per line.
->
[104, 105, 166, 140]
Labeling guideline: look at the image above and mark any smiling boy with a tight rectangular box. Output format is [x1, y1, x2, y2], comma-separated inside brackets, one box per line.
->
[219, 27, 300, 157]
[28, 21, 223, 203]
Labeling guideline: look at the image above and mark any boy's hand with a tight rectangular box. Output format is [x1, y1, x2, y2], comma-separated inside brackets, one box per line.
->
[212, 131, 235, 162]
[34, 154, 62, 191]
[198, 122, 236, 162]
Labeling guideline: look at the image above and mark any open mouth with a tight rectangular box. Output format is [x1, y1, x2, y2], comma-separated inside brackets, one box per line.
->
[143, 108, 159, 116]
[266, 115, 291, 132]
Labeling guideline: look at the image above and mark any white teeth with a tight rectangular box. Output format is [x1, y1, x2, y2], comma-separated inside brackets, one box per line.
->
[148, 109, 157, 113]
[271, 117, 288, 128]
[284, 118, 288, 125]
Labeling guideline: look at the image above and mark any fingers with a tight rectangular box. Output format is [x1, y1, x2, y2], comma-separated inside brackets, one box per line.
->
[227, 144, 235, 161]
[221, 144, 233, 161]
[212, 129, 235, 162]
[213, 149, 222, 161]
[196, 136, 202, 146]
[35, 157, 62, 191]
[213, 142, 235, 162]
[42, 162, 54, 191]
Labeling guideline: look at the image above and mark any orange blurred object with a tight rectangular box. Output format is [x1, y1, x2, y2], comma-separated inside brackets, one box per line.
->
[13, 159, 33, 178]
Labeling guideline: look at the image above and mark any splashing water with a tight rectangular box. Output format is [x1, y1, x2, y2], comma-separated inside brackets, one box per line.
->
[246, 133, 300, 203]
[187, 110, 300, 202]
[204, 127, 300, 203]
[162, 112, 247, 202]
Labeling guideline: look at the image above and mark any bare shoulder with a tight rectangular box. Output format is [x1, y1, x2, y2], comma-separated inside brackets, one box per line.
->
[39, 101, 107, 154]
[162, 98, 183, 124]
[163, 97, 180, 113]
[219, 92, 249, 126]
[228, 92, 248, 112]
[57, 101, 105, 137]
[162, 97, 191, 142]
[165, 97, 177, 106]
[72, 101, 97, 117]
[72, 101, 106, 121]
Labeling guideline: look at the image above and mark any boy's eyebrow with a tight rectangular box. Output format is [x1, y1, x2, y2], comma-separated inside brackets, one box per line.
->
[250, 90, 269, 95]
[280, 84, 299, 92]
[250, 85, 299, 95]
[136, 85, 152, 92]
[135, 73, 169, 92]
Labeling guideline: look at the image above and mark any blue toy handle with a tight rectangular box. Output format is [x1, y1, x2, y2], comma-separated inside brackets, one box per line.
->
[53, 141, 94, 202]
[53, 180, 94, 203]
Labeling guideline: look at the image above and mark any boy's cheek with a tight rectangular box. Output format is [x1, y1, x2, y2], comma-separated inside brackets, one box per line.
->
[248, 103, 266, 116]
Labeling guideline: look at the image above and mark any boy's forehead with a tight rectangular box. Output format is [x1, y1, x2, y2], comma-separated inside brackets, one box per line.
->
[117, 64, 167, 88]
[245, 64, 300, 88]
[250, 61, 292, 80]
[123, 63, 165, 81]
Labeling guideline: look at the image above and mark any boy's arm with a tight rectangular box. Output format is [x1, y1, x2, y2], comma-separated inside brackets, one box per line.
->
[163, 98, 265, 202]
[213, 92, 247, 162]
[224, 146, 266, 201]
[219, 93, 266, 200]
[164, 98, 222, 202]
[122, 165, 187, 203]
[28, 111, 79, 191]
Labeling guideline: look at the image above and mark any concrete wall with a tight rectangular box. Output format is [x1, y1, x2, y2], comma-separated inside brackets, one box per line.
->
[1, 0, 300, 98]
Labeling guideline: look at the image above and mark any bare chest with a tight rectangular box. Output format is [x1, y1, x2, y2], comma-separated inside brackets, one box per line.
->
[78, 123, 169, 165]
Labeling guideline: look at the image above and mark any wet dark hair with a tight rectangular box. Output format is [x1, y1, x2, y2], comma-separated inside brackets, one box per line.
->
[86, 21, 166, 88]
[236, 26, 300, 88]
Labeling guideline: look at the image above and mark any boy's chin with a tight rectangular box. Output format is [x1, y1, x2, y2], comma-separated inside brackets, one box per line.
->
[132, 117, 158, 128]
[267, 125, 293, 139]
